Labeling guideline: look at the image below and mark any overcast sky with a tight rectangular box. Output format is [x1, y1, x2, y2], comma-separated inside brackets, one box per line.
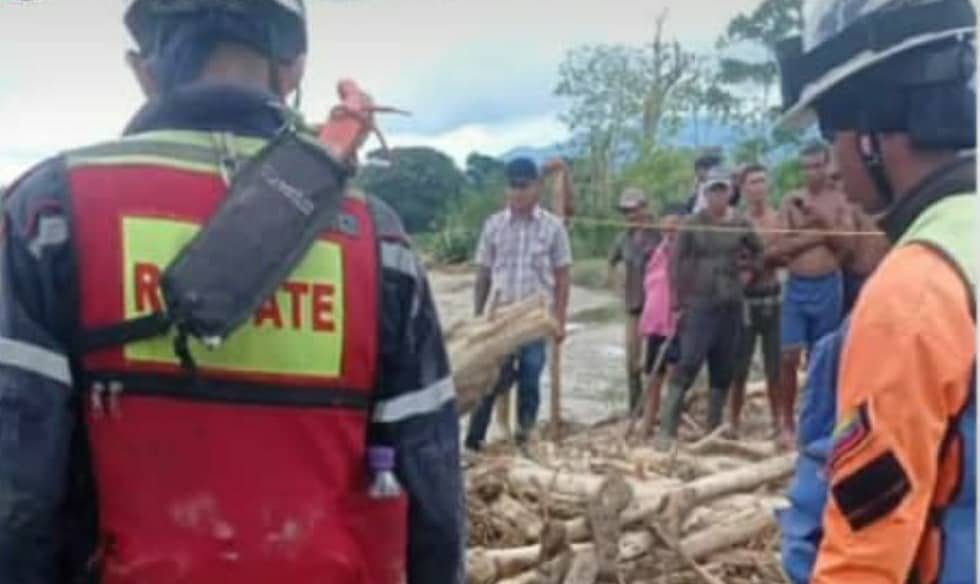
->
[0, 0, 763, 182]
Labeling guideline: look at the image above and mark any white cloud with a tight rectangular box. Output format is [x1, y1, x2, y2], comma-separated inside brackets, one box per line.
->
[386, 112, 569, 166]
[0, 0, 763, 183]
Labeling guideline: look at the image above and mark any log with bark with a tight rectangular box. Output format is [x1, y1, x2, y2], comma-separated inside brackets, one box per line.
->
[464, 391, 798, 584]
[497, 453, 793, 541]
[679, 505, 777, 560]
[449, 294, 558, 415]
[660, 453, 795, 537]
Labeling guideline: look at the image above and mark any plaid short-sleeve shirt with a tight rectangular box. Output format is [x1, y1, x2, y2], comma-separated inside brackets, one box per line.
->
[475, 206, 573, 306]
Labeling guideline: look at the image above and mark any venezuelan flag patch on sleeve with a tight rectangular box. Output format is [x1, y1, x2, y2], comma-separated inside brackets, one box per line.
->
[830, 403, 871, 471]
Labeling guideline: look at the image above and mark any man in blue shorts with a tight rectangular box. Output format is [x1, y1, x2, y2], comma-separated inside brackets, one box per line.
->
[767, 142, 850, 444]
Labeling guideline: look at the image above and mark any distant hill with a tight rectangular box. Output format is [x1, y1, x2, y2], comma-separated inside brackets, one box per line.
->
[500, 118, 744, 165]
[498, 143, 580, 165]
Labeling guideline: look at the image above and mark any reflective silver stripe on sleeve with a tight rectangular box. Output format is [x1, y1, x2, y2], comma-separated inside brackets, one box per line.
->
[0, 337, 72, 385]
[372, 376, 455, 423]
[28, 216, 70, 259]
[381, 241, 417, 279]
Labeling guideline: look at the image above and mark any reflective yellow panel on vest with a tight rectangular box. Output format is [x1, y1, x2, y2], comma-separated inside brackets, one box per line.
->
[123, 217, 345, 378]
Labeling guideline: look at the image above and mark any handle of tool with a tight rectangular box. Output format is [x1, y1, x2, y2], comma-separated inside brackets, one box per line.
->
[625, 330, 675, 440]
[550, 338, 563, 444]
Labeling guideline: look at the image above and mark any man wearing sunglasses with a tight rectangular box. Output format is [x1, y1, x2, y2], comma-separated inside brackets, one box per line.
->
[466, 158, 572, 452]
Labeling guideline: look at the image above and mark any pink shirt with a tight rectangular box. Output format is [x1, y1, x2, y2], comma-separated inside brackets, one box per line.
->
[639, 237, 677, 338]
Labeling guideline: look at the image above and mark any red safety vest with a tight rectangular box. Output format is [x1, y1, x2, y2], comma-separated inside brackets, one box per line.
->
[65, 131, 407, 584]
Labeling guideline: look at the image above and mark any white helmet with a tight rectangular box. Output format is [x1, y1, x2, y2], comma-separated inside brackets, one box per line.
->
[777, 0, 975, 134]
[777, 0, 975, 205]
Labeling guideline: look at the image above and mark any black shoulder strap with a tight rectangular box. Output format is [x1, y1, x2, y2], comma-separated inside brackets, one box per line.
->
[83, 313, 171, 353]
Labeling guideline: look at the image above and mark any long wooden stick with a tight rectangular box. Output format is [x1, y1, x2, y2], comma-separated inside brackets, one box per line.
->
[625, 330, 675, 440]
[496, 389, 513, 440]
[545, 159, 571, 446]
[550, 339, 563, 444]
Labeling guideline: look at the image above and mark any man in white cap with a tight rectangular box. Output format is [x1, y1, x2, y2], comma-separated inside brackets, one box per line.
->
[655, 167, 762, 451]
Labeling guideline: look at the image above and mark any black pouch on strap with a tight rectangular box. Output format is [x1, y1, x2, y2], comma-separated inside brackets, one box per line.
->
[82, 131, 351, 354]
[160, 131, 350, 346]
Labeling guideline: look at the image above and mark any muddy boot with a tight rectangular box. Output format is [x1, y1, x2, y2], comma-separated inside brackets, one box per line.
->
[706, 386, 728, 432]
[655, 382, 685, 452]
[628, 372, 643, 414]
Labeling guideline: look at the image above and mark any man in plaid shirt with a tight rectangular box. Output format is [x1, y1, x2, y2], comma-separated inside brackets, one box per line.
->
[465, 158, 572, 451]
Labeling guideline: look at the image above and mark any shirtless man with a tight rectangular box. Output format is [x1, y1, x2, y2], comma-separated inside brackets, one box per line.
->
[730, 164, 782, 439]
[828, 155, 892, 315]
[767, 142, 850, 441]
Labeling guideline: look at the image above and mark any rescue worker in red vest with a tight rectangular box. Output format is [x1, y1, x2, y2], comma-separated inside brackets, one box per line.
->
[776, 0, 976, 581]
[0, 1, 464, 583]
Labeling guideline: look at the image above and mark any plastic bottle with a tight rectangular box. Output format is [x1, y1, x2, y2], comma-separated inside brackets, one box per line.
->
[368, 446, 402, 499]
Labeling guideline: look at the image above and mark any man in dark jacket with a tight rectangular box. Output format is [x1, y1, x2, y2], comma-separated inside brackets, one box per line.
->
[0, 1, 463, 583]
[607, 187, 660, 411]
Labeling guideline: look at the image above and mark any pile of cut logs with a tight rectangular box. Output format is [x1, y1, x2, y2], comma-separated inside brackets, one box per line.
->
[446, 292, 795, 583]
[464, 418, 794, 584]
[448, 293, 558, 416]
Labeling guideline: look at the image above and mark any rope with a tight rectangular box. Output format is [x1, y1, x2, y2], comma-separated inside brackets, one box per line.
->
[565, 215, 885, 237]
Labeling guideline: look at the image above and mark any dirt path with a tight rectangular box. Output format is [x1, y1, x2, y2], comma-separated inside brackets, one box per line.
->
[429, 267, 630, 429]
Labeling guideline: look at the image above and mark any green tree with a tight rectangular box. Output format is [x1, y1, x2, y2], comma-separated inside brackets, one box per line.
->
[356, 146, 465, 233]
[419, 152, 511, 263]
[554, 12, 696, 210]
[425, 186, 505, 264]
[618, 147, 696, 211]
[671, 56, 741, 147]
[772, 157, 803, 202]
[715, 0, 805, 161]
[464, 152, 506, 192]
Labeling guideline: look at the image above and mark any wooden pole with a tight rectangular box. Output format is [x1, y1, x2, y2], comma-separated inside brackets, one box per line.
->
[550, 339, 563, 444]
[496, 390, 513, 440]
[543, 159, 572, 446]
[625, 330, 675, 440]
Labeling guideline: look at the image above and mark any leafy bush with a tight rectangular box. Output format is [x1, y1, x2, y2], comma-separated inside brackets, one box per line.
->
[772, 157, 803, 204]
[616, 147, 696, 211]
[423, 188, 504, 264]
[356, 147, 465, 233]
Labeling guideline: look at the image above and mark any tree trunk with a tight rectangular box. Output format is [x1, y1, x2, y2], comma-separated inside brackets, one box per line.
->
[661, 453, 795, 537]
[679, 506, 776, 560]
[451, 294, 557, 416]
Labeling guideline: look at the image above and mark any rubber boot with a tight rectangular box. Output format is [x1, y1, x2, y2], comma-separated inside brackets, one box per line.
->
[654, 381, 686, 451]
[707, 385, 728, 431]
[628, 372, 643, 413]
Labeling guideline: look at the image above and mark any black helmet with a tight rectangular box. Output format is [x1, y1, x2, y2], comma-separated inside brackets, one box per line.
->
[776, 0, 975, 151]
[125, 0, 308, 62]
[694, 147, 724, 170]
